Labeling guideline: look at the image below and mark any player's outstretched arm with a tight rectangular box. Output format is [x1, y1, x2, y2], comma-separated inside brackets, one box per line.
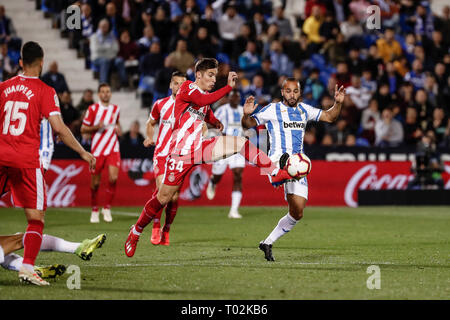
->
[319, 85, 345, 123]
[49, 114, 96, 171]
[186, 72, 238, 107]
[241, 96, 258, 129]
[143, 118, 158, 147]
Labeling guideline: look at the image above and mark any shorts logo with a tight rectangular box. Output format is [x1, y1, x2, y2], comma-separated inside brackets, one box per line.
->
[168, 172, 175, 182]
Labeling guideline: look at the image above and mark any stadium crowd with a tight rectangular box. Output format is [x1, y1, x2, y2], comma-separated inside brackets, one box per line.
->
[1, 0, 450, 150]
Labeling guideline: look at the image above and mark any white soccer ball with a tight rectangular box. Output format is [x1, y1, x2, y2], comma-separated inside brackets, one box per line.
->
[286, 153, 312, 179]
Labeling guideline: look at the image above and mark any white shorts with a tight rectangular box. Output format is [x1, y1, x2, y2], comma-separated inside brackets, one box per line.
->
[39, 149, 54, 171]
[211, 153, 246, 175]
[283, 177, 308, 201]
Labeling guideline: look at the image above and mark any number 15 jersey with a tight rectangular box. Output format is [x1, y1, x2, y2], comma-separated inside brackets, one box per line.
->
[0, 75, 61, 168]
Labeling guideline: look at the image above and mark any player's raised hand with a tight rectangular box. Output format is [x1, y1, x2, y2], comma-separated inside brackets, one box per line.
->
[334, 84, 346, 104]
[81, 151, 96, 172]
[214, 120, 224, 132]
[227, 72, 238, 88]
[243, 95, 257, 115]
[143, 137, 155, 147]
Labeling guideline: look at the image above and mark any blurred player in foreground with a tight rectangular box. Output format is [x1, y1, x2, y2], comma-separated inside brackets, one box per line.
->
[125, 58, 296, 257]
[0, 41, 96, 285]
[0, 233, 106, 279]
[206, 89, 246, 219]
[81, 83, 122, 223]
[242, 78, 346, 261]
[143, 71, 187, 245]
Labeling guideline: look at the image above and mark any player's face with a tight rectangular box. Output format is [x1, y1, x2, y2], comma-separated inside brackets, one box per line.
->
[98, 86, 112, 103]
[197, 68, 217, 91]
[282, 81, 301, 107]
[170, 76, 186, 96]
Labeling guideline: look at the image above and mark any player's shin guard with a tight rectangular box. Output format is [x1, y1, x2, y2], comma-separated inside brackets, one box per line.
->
[239, 140, 277, 175]
[91, 187, 99, 212]
[22, 220, 44, 267]
[163, 200, 179, 232]
[136, 197, 164, 233]
[104, 181, 117, 209]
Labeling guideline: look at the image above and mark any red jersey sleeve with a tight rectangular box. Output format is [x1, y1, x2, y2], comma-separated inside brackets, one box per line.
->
[205, 107, 220, 127]
[149, 100, 161, 121]
[41, 86, 61, 118]
[82, 104, 96, 126]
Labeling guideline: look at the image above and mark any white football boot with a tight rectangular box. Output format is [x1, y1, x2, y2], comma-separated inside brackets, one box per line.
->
[102, 208, 113, 222]
[206, 180, 216, 200]
[90, 210, 100, 223]
[228, 209, 242, 219]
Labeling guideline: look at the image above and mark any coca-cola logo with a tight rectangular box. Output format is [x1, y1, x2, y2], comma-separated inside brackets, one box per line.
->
[47, 164, 84, 207]
[344, 164, 414, 208]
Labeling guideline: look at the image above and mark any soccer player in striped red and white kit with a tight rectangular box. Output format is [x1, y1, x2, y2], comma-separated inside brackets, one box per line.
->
[0, 41, 96, 285]
[143, 71, 187, 246]
[81, 83, 122, 223]
[125, 58, 295, 257]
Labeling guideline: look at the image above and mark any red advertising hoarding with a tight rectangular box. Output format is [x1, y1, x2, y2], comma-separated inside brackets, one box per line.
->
[1, 160, 449, 208]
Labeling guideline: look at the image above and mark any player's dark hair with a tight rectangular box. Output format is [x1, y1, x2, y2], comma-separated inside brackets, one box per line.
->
[98, 83, 110, 92]
[21, 41, 44, 66]
[282, 77, 301, 89]
[171, 71, 187, 79]
[195, 58, 218, 73]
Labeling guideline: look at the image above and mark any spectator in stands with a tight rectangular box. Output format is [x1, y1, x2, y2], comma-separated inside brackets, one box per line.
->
[319, 11, 340, 43]
[59, 91, 81, 136]
[302, 5, 323, 47]
[41, 61, 70, 94]
[256, 58, 278, 92]
[243, 74, 271, 105]
[131, 6, 153, 40]
[268, 40, 293, 77]
[167, 39, 195, 74]
[0, 42, 18, 81]
[138, 26, 160, 56]
[405, 59, 426, 90]
[423, 73, 439, 109]
[90, 19, 119, 85]
[304, 68, 325, 106]
[249, 11, 268, 39]
[168, 22, 194, 54]
[375, 107, 404, 147]
[361, 69, 377, 94]
[404, 107, 423, 146]
[321, 133, 333, 146]
[0, 5, 20, 51]
[364, 44, 383, 79]
[191, 26, 218, 58]
[199, 5, 220, 41]
[139, 41, 164, 94]
[113, 0, 137, 32]
[238, 41, 261, 79]
[102, 2, 122, 38]
[426, 107, 447, 145]
[346, 48, 363, 75]
[346, 75, 372, 110]
[154, 56, 176, 99]
[80, 3, 94, 69]
[413, 3, 434, 39]
[379, 61, 403, 95]
[328, 119, 351, 146]
[152, 5, 173, 53]
[345, 134, 357, 147]
[233, 23, 255, 62]
[321, 32, 347, 66]
[121, 120, 145, 148]
[334, 62, 351, 88]
[376, 27, 403, 64]
[115, 29, 139, 89]
[218, 2, 245, 58]
[373, 83, 393, 112]
[76, 89, 95, 113]
[340, 14, 364, 48]
[268, 5, 293, 39]
[360, 98, 380, 145]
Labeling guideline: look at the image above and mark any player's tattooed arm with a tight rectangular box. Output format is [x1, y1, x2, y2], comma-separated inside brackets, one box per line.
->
[319, 85, 346, 123]
[241, 95, 258, 129]
[143, 118, 158, 147]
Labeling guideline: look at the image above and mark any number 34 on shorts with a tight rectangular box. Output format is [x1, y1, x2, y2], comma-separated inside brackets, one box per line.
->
[163, 157, 195, 186]
[167, 158, 184, 172]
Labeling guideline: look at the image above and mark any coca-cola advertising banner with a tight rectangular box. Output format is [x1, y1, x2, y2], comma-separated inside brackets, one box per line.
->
[1, 160, 449, 208]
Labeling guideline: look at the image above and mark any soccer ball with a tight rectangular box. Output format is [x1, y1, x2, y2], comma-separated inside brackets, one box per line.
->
[286, 153, 312, 179]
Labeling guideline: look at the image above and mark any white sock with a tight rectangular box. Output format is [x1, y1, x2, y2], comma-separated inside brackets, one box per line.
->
[132, 227, 141, 236]
[231, 191, 242, 211]
[22, 263, 34, 272]
[0, 245, 4, 264]
[1, 253, 23, 272]
[40, 234, 80, 253]
[263, 213, 298, 245]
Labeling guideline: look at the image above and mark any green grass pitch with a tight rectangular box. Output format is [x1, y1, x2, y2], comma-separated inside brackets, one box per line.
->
[0, 206, 449, 300]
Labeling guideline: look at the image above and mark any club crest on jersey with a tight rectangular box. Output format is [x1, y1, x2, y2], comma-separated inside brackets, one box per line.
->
[283, 121, 305, 129]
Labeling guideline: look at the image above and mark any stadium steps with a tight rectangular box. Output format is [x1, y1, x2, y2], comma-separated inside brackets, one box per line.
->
[3, 0, 149, 131]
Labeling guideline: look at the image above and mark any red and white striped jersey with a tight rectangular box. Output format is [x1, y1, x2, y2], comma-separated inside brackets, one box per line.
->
[149, 95, 175, 159]
[170, 80, 232, 156]
[82, 103, 120, 157]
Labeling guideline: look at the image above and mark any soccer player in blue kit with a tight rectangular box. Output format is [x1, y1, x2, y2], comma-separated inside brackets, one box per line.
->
[242, 78, 346, 261]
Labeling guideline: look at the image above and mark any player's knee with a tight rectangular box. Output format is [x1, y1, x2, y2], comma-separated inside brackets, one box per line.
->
[109, 176, 118, 184]
[171, 192, 179, 202]
[289, 207, 304, 220]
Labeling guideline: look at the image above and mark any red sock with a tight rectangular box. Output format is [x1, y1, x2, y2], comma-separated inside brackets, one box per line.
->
[136, 196, 164, 233]
[91, 187, 99, 211]
[22, 220, 44, 266]
[163, 200, 179, 232]
[239, 140, 277, 175]
[151, 188, 162, 228]
[104, 181, 117, 209]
